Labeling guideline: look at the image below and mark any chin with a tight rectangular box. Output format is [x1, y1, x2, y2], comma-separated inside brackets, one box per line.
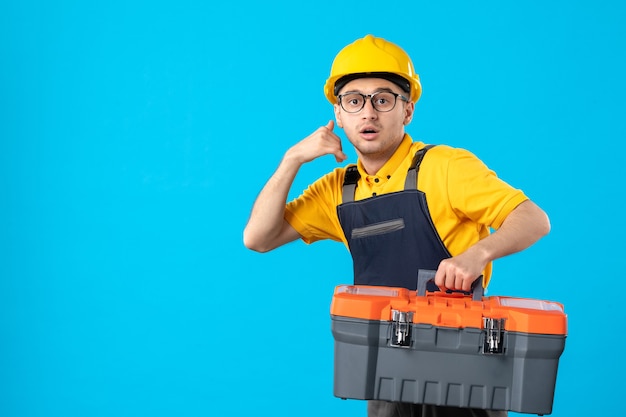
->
[355, 139, 386, 152]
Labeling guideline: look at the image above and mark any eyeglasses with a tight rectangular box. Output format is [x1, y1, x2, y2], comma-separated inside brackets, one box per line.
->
[337, 91, 409, 113]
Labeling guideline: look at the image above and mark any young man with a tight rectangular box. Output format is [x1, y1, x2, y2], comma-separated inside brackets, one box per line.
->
[243, 34, 550, 417]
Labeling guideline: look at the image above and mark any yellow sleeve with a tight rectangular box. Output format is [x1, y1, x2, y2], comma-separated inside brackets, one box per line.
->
[444, 147, 528, 229]
[284, 168, 347, 244]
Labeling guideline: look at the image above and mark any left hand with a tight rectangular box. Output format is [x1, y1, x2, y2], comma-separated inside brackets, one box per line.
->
[434, 250, 486, 293]
[434, 200, 550, 293]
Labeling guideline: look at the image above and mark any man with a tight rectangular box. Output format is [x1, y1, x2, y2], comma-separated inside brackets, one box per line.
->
[243, 34, 550, 417]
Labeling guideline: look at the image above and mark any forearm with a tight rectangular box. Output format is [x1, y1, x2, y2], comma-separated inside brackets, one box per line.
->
[243, 121, 347, 252]
[471, 199, 551, 264]
[243, 154, 302, 252]
[436, 199, 550, 291]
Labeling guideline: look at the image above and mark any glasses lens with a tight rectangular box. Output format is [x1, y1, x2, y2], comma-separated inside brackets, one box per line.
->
[341, 93, 365, 113]
[371, 92, 396, 112]
[339, 92, 401, 113]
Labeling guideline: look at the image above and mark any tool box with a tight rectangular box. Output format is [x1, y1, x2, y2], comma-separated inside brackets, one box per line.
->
[330, 270, 567, 415]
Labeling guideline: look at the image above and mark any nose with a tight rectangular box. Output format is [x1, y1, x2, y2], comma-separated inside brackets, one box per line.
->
[361, 97, 378, 118]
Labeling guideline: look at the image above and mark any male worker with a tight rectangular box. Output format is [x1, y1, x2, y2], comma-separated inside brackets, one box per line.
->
[243, 34, 550, 417]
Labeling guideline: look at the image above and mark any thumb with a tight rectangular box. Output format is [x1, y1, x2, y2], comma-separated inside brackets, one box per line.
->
[325, 120, 335, 131]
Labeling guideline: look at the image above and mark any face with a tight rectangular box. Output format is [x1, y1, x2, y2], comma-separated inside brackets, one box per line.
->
[334, 78, 414, 164]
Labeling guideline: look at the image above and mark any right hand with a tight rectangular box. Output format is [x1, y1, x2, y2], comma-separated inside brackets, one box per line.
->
[286, 120, 348, 164]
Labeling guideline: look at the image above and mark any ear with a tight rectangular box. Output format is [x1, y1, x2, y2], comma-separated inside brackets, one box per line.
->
[403, 101, 415, 125]
[334, 103, 344, 128]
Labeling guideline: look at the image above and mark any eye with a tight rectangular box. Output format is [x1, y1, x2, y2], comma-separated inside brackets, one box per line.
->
[342, 94, 364, 108]
[375, 92, 394, 104]
[374, 96, 388, 105]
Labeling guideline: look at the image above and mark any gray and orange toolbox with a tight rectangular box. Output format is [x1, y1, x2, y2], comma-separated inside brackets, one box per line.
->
[330, 270, 567, 415]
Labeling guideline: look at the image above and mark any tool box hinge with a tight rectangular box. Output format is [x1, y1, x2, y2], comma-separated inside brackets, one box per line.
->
[482, 317, 506, 354]
[390, 310, 414, 347]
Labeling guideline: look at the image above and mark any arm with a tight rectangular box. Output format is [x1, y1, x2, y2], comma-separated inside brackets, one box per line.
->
[243, 120, 347, 253]
[434, 199, 551, 292]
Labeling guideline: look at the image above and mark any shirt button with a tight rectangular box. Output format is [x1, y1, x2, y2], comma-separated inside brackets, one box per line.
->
[372, 192, 377, 196]
[374, 178, 379, 183]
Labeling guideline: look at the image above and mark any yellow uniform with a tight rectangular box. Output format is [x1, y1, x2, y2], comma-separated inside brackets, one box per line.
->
[285, 134, 528, 285]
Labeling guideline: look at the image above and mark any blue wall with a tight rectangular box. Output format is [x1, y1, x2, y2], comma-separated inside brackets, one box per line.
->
[2, 1, 624, 416]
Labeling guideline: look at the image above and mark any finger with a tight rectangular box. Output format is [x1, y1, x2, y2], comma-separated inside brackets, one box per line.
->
[463, 275, 480, 293]
[324, 121, 346, 162]
[455, 274, 465, 292]
[445, 273, 457, 291]
[460, 277, 471, 293]
[334, 143, 348, 162]
[434, 267, 448, 292]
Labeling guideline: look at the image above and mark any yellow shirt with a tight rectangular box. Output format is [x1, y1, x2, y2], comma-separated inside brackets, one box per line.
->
[284, 134, 528, 284]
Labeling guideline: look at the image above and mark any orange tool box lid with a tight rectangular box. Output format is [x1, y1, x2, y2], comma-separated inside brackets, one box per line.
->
[330, 285, 568, 336]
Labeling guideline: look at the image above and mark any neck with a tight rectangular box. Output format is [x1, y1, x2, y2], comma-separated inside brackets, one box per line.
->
[357, 140, 403, 175]
[359, 158, 385, 175]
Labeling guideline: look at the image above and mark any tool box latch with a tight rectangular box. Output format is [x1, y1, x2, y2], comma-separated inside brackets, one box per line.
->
[483, 317, 506, 354]
[391, 310, 414, 347]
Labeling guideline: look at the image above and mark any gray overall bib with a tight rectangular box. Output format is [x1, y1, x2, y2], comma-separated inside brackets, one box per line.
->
[336, 145, 507, 417]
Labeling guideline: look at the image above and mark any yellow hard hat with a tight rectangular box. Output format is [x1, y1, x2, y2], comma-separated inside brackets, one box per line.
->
[324, 34, 422, 105]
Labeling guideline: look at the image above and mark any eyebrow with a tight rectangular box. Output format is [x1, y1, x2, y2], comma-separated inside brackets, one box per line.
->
[341, 87, 396, 95]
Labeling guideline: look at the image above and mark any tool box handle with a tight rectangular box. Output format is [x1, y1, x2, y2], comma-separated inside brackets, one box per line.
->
[416, 269, 484, 301]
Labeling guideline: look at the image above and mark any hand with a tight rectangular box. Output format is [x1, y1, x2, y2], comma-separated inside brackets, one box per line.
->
[434, 251, 485, 293]
[433, 200, 550, 293]
[286, 120, 348, 164]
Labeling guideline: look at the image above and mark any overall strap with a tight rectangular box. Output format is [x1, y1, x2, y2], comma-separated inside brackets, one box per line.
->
[341, 165, 360, 203]
[404, 144, 436, 190]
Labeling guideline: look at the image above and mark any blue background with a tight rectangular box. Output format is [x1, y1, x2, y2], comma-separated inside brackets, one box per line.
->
[2, 1, 624, 416]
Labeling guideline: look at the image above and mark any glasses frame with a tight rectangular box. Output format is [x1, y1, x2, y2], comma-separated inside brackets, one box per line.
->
[337, 91, 410, 113]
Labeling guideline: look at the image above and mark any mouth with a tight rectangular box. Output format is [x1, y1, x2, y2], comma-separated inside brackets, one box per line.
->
[360, 127, 379, 134]
[359, 126, 380, 140]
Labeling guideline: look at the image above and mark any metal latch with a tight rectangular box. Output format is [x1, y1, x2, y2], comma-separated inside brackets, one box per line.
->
[483, 317, 506, 354]
[391, 310, 413, 347]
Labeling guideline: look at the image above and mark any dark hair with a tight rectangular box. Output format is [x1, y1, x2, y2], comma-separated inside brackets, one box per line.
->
[334, 72, 411, 96]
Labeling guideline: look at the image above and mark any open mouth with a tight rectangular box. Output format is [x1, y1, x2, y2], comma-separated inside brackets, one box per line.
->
[360, 127, 379, 134]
